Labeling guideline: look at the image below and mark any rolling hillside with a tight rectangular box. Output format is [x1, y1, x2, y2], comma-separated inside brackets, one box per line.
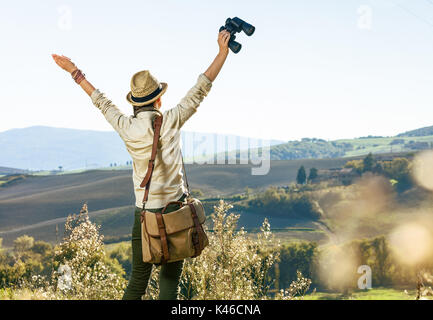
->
[397, 125, 433, 137]
[0, 157, 355, 245]
[207, 126, 433, 162]
[269, 134, 433, 160]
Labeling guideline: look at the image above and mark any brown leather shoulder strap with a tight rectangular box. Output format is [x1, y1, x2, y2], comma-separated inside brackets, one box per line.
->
[188, 203, 204, 257]
[140, 112, 163, 208]
[139, 110, 170, 263]
[181, 155, 191, 198]
[155, 212, 170, 263]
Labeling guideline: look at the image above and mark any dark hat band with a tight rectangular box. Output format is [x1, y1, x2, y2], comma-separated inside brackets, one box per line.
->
[131, 85, 162, 103]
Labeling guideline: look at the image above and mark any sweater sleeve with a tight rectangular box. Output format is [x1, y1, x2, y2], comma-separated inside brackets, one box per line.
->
[163, 74, 212, 130]
[91, 89, 132, 135]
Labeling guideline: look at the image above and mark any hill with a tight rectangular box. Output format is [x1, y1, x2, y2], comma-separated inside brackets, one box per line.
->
[216, 126, 433, 162]
[2, 125, 433, 172]
[270, 138, 351, 160]
[269, 135, 433, 160]
[0, 157, 355, 245]
[0, 126, 283, 171]
[0, 167, 29, 175]
[397, 125, 433, 137]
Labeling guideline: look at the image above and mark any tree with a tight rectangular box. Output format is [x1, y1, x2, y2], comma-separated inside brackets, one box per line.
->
[308, 168, 318, 182]
[273, 242, 318, 289]
[382, 158, 413, 192]
[370, 236, 392, 286]
[296, 166, 307, 185]
[372, 162, 384, 174]
[363, 153, 375, 173]
[13, 235, 34, 254]
[31, 240, 52, 255]
[345, 159, 364, 175]
[109, 242, 132, 277]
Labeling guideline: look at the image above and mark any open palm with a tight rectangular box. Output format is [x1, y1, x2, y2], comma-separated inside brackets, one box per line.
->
[52, 54, 77, 73]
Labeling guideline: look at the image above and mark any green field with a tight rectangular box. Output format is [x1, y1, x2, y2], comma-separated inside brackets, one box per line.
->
[269, 135, 432, 160]
[336, 135, 433, 157]
[304, 288, 416, 300]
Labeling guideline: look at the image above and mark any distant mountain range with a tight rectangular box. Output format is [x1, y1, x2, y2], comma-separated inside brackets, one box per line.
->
[0, 126, 283, 171]
[0, 167, 29, 175]
[2, 125, 433, 172]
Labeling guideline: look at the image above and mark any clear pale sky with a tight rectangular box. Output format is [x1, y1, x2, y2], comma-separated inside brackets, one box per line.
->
[1, 0, 433, 141]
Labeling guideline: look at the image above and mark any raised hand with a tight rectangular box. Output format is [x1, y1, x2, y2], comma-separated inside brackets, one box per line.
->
[204, 30, 230, 82]
[51, 54, 77, 73]
[51, 53, 95, 96]
[218, 30, 230, 55]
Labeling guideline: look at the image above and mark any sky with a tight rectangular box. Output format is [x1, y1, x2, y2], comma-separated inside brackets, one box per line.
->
[1, 0, 433, 141]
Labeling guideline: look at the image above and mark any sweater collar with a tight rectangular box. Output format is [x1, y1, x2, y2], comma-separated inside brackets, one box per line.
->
[133, 106, 160, 118]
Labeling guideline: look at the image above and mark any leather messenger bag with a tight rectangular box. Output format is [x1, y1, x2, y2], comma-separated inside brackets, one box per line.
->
[139, 110, 208, 264]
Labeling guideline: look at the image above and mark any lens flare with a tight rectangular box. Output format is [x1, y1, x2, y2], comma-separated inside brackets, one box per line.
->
[388, 223, 433, 266]
[413, 150, 433, 191]
[318, 245, 358, 291]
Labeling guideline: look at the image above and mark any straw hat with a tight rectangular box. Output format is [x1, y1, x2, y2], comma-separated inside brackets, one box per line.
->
[126, 70, 167, 106]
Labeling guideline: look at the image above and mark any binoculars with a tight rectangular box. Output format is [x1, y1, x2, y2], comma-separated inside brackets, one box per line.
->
[219, 17, 255, 54]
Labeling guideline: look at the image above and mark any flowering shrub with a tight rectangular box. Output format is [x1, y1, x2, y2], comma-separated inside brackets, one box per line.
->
[52, 203, 127, 299]
[274, 271, 312, 300]
[144, 200, 311, 300]
[416, 271, 433, 300]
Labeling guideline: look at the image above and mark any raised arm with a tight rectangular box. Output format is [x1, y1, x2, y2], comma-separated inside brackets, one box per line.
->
[51, 54, 95, 96]
[51, 54, 130, 135]
[204, 30, 230, 82]
[163, 30, 230, 130]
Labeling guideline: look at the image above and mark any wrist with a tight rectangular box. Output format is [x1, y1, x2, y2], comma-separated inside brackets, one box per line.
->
[71, 68, 86, 84]
[69, 67, 78, 74]
[218, 48, 229, 57]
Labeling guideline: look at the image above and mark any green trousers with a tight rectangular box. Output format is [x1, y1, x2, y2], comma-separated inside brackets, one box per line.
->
[122, 196, 186, 300]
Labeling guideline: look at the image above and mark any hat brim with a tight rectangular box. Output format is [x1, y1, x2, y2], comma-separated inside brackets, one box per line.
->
[126, 82, 168, 107]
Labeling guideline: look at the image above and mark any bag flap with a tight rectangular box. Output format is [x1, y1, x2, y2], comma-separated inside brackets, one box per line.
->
[144, 198, 206, 237]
